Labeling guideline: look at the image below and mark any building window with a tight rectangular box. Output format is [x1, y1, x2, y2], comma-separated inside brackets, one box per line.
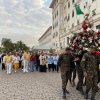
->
[57, 10, 58, 16]
[55, 14, 56, 18]
[53, 16, 54, 20]
[53, 35, 54, 38]
[84, 2, 88, 8]
[56, 32, 58, 36]
[67, 14, 70, 22]
[77, 20, 79, 25]
[57, 22, 58, 26]
[56, 43, 57, 47]
[68, 2, 70, 8]
[64, 16, 67, 21]
[67, 37, 70, 45]
[64, 28, 66, 33]
[92, 9, 96, 16]
[64, 5, 66, 10]
[72, 10, 74, 17]
[92, 0, 96, 2]
[72, 0, 74, 3]
[96, 25, 100, 31]
[72, 23, 74, 28]
[54, 43, 55, 46]
[60, 42, 62, 47]
[53, 25, 54, 29]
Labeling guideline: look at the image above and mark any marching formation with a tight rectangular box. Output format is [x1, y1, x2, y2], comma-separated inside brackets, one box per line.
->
[58, 47, 100, 100]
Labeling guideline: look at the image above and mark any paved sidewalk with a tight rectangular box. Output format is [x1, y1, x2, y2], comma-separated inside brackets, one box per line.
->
[0, 66, 100, 100]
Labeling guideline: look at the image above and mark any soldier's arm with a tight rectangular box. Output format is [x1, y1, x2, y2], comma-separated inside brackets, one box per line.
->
[57, 54, 63, 67]
[81, 54, 88, 72]
[97, 55, 100, 65]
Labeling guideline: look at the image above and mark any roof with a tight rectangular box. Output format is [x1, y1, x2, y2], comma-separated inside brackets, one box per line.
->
[50, 0, 56, 8]
[38, 26, 52, 41]
[33, 45, 55, 50]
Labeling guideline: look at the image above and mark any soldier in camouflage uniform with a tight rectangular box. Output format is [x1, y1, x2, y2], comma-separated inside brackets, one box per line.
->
[96, 54, 100, 83]
[58, 47, 72, 99]
[74, 50, 84, 95]
[81, 48, 99, 100]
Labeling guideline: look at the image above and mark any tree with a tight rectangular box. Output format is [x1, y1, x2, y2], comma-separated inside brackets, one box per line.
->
[1, 38, 29, 52]
[16, 41, 29, 51]
[49, 48, 54, 53]
[1, 38, 13, 52]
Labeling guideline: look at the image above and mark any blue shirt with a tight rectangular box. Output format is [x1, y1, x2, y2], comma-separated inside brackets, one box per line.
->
[46, 56, 53, 64]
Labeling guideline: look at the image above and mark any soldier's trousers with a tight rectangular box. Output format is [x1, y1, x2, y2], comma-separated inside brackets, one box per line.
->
[86, 74, 98, 97]
[61, 70, 70, 89]
[76, 70, 84, 90]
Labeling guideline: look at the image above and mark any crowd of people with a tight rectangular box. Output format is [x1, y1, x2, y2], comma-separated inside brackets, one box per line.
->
[0, 48, 100, 100]
[0, 51, 59, 74]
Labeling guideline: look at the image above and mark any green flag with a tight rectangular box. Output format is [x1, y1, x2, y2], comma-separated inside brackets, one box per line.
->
[75, 4, 84, 15]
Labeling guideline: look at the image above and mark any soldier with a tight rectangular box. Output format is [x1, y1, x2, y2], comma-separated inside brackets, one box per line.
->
[69, 49, 76, 87]
[81, 48, 99, 100]
[58, 47, 71, 99]
[74, 50, 85, 95]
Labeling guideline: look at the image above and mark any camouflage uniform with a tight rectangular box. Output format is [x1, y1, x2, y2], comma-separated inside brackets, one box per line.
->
[96, 55, 100, 83]
[81, 52, 99, 99]
[58, 53, 71, 90]
[75, 54, 84, 95]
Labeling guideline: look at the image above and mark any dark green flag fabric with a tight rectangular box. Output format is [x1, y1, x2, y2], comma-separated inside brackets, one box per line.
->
[75, 4, 84, 15]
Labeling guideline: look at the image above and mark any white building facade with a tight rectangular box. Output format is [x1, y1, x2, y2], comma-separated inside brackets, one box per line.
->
[50, 0, 64, 50]
[38, 26, 53, 49]
[50, 0, 100, 50]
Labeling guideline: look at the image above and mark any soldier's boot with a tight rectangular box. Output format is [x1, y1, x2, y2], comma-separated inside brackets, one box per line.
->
[76, 87, 84, 95]
[84, 90, 89, 99]
[91, 93, 96, 100]
[84, 93, 88, 99]
[91, 97, 96, 100]
[80, 89, 84, 95]
[77, 88, 84, 95]
[96, 86, 99, 92]
[62, 89, 66, 99]
[65, 89, 70, 94]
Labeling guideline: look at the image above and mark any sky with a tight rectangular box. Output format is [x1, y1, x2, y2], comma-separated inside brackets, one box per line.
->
[0, 0, 52, 47]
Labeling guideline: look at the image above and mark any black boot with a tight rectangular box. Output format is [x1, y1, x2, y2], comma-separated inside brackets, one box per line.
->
[63, 89, 66, 99]
[76, 88, 84, 95]
[65, 89, 70, 94]
[91, 97, 96, 100]
[84, 93, 88, 99]
[80, 89, 84, 95]
[91, 93, 96, 100]
[84, 90, 89, 99]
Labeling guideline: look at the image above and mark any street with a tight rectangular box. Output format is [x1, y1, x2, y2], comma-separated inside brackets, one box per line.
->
[0, 65, 100, 100]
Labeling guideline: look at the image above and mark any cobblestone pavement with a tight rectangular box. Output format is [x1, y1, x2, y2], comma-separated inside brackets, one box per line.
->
[0, 65, 100, 100]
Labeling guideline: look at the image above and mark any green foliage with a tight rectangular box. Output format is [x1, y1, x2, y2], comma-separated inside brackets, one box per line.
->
[1, 38, 29, 52]
[49, 48, 54, 53]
